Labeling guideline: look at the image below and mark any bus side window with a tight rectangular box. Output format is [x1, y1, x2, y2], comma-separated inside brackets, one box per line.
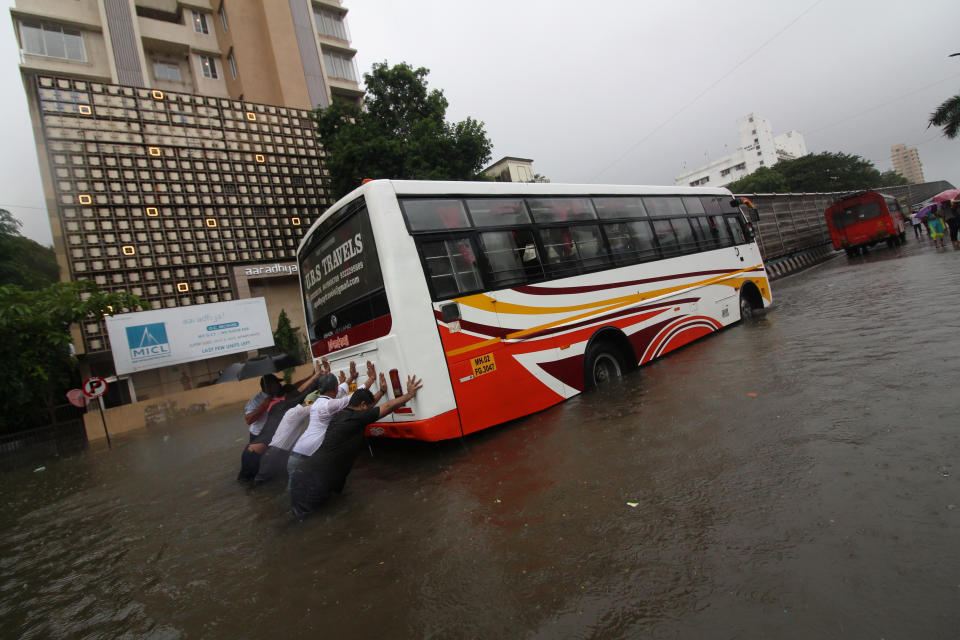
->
[478, 229, 543, 288]
[402, 199, 470, 231]
[419, 237, 482, 299]
[571, 225, 610, 270]
[726, 215, 747, 244]
[675, 217, 699, 254]
[651, 219, 681, 258]
[604, 221, 659, 265]
[704, 215, 733, 249]
[538, 226, 580, 277]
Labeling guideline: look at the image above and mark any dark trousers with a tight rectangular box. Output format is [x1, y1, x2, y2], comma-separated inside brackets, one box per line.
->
[913, 224, 922, 238]
[290, 468, 335, 518]
[237, 446, 262, 482]
[254, 446, 290, 486]
[948, 218, 960, 242]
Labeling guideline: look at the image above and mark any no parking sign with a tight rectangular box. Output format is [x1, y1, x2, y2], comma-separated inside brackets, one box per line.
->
[82, 377, 108, 398]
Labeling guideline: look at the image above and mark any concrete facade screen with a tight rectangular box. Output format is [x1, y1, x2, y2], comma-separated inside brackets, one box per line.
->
[106, 298, 275, 375]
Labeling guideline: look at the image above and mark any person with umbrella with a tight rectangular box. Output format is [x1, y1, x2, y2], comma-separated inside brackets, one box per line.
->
[927, 203, 947, 250]
[944, 199, 960, 249]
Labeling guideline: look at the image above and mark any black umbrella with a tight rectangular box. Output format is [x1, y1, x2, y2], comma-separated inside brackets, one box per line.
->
[215, 353, 301, 383]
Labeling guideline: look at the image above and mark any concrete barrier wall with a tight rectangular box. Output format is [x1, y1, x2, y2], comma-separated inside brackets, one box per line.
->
[83, 362, 317, 441]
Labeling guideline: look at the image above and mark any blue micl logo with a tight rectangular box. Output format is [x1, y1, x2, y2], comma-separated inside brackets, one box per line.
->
[126, 322, 171, 362]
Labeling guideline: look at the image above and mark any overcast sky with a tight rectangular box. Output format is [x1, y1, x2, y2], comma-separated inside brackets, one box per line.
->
[2, 0, 958, 246]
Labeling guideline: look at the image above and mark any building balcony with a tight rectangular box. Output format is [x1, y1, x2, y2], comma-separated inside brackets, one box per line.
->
[137, 15, 221, 55]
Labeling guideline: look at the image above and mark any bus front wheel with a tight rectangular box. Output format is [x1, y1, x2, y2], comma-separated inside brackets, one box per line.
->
[584, 342, 624, 390]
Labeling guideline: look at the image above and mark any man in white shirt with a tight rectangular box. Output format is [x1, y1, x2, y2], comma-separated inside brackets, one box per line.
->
[288, 361, 375, 475]
[244, 375, 282, 442]
[252, 390, 319, 486]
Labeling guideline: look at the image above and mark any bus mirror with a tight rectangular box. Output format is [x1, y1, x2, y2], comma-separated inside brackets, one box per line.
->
[440, 302, 461, 323]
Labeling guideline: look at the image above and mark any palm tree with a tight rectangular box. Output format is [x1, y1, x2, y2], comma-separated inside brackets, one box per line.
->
[930, 54, 960, 139]
[930, 94, 960, 139]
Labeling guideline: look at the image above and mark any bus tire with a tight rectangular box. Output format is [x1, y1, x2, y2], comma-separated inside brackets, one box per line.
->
[739, 282, 762, 322]
[584, 341, 625, 390]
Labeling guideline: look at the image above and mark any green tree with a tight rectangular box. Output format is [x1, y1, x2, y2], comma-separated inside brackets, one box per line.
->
[877, 170, 910, 187]
[726, 166, 789, 194]
[729, 152, 892, 193]
[272, 309, 307, 383]
[312, 62, 493, 200]
[0, 280, 141, 435]
[0, 209, 59, 290]
[929, 94, 960, 139]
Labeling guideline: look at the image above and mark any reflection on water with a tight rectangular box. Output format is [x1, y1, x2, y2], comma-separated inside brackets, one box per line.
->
[2, 243, 959, 638]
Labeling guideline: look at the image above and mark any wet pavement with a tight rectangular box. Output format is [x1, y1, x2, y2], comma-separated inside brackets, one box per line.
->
[2, 237, 959, 639]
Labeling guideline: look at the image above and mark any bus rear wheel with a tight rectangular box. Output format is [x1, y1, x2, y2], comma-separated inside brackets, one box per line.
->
[584, 342, 624, 390]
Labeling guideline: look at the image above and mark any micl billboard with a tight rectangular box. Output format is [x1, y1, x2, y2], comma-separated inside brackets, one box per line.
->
[105, 298, 274, 375]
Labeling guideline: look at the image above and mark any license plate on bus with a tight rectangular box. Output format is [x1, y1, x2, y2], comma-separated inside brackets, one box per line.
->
[471, 353, 496, 378]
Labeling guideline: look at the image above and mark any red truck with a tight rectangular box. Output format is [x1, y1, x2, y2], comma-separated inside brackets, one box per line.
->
[824, 191, 908, 257]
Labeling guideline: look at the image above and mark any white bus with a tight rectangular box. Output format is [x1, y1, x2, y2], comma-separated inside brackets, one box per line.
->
[296, 180, 771, 441]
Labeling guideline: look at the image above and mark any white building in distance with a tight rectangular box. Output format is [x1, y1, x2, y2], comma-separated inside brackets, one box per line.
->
[674, 114, 808, 188]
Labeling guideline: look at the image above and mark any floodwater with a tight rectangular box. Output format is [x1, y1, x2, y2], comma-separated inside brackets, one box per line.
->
[2, 239, 959, 639]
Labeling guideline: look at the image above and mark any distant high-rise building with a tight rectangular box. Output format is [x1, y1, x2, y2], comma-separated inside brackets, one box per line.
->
[890, 143, 924, 184]
[10, 1, 362, 401]
[674, 113, 808, 188]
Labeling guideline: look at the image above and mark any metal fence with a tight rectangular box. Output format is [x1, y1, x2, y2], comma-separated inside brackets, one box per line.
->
[737, 180, 955, 261]
[0, 410, 88, 472]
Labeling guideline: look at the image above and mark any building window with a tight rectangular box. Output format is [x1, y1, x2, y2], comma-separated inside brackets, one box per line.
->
[314, 7, 348, 39]
[733, 162, 746, 171]
[153, 61, 181, 82]
[228, 51, 237, 79]
[689, 176, 710, 187]
[19, 21, 86, 61]
[322, 50, 357, 81]
[200, 55, 218, 79]
[192, 10, 209, 34]
[219, 3, 228, 31]
[720, 167, 731, 177]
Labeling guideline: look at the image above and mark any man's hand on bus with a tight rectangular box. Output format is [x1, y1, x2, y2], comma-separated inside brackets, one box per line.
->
[363, 361, 376, 389]
[403, 375, 423, 401]
[348, 361, 358, 382]
[378, 372, 388, 393]
[319, 357, 331, 375]
[338, 370, 346, 384]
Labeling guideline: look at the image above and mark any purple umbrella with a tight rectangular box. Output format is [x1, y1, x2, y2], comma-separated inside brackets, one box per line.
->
[916, 203, 938, 219]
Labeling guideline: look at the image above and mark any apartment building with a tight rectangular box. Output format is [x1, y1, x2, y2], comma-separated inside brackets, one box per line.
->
[10, 0, 362, 404]
[890, 143, 924, 184]
[674, 113, 808, 188]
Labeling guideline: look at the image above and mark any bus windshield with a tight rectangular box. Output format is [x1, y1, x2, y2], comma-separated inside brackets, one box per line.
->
[300, 200, 387, 345]
[833, 202, 883, 229]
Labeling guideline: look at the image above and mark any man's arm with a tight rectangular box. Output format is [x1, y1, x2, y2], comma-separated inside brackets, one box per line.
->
[293, 369, 322, 393]
[376, 375, 423, 418]
[245, 396, 271, 425]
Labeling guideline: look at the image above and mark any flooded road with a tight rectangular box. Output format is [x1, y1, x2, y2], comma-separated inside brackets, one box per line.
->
[3, 239, 959, 639]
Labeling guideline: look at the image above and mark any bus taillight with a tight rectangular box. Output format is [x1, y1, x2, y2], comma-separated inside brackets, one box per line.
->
[389, 369, 403, 398]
